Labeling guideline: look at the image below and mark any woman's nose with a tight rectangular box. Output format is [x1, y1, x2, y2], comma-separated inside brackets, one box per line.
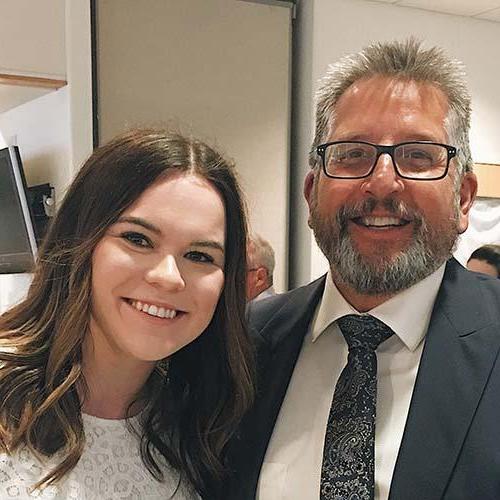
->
[145, 254, 186, 291]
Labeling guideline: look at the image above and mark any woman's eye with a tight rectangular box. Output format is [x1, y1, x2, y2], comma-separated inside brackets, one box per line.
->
[121, 232, 152, 248]
[185, 251, 214, 264]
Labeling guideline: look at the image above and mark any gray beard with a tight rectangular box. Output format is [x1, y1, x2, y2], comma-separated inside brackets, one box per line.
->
[310, 197, 460, 295]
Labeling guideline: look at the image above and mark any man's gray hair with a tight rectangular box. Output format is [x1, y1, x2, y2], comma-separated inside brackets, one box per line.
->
[248, 233, 276, 285]
[310, 38, 473, 177]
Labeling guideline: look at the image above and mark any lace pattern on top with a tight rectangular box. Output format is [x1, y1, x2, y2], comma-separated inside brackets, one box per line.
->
[0, 413, 198, 499]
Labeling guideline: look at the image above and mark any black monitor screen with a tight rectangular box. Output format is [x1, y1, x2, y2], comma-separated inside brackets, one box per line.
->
[0, 147, 37, 273]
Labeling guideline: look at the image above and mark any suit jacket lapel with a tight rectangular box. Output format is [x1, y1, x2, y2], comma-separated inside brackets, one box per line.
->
[389, 260, 500, 499]
[229, 276, 326, 498]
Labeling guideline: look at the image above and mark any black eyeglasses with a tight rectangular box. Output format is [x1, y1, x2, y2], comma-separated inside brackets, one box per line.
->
[316, 141, 457, 180]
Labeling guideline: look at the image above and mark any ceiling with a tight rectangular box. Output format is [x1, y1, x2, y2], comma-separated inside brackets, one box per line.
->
[368, 0, 500, 22]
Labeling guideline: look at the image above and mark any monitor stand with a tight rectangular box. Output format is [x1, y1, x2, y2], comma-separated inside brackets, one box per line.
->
[27, 183, 54, 242]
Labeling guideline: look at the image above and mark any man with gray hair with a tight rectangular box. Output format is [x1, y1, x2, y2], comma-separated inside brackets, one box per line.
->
[246, 233, 276, 302]
[226, 39, 500, 500]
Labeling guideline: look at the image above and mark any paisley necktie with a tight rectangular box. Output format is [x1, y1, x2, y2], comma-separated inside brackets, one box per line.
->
[320, 314, 394, 500]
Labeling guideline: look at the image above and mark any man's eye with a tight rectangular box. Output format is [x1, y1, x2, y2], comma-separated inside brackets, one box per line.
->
[346, 149, 366, 159]
[407, 150, 431, 160]
[185, 251, 214, 264]
[121, 232, 152, 248]
[333, 148, 368, 162]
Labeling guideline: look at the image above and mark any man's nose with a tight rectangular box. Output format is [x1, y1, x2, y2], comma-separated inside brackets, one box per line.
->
[145, 254, 186, 291]
[361, 153, 404, 199]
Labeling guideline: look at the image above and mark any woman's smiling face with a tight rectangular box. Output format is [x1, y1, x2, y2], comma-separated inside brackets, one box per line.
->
[89, 172, 226, 365]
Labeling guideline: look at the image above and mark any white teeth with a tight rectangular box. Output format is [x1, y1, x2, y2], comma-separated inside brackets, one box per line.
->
[129, 300, 178, 319]
[361, 216, 405, 227]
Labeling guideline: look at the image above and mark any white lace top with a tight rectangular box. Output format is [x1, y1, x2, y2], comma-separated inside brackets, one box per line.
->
[0, 414, 199, 499]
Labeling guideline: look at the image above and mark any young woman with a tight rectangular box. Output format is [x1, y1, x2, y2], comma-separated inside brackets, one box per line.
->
[0, 130, 254, 499]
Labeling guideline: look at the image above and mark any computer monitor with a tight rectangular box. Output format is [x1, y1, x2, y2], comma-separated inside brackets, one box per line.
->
[0, 146, 38, 273]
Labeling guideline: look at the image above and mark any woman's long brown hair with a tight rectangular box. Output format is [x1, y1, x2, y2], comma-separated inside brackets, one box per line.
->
[0, 130, 255, 498]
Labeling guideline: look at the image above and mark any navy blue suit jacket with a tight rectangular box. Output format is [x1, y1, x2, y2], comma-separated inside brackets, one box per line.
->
[224, 259, 500, 499]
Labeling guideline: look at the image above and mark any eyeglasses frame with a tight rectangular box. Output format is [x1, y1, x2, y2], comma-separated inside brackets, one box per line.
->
[316, 140, 457, 181]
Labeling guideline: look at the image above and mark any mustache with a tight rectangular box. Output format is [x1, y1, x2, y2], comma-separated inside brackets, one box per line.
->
[336, 197, 423, 227]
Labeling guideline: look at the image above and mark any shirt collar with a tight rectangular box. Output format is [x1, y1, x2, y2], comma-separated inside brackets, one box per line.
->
[311, 264, 446, 351]
[253, 286, 276, 302]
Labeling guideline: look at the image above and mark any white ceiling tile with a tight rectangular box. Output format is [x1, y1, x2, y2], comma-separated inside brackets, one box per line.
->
[475, 6, 500, 21]
[360, 0, 500, 23]
[396, 0, 500, 17]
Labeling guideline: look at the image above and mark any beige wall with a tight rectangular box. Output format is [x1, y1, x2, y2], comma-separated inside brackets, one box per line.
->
[65, 0, 93, 176]
[96, 0, 292, 292]
[0, 0, 66, 78]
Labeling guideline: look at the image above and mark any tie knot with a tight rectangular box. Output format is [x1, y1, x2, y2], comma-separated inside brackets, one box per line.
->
[337, 314, 393, 351]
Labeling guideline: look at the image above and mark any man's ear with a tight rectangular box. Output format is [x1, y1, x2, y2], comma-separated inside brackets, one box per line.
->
[457, 171, 478, 234]
[255, 267, 268, 287]
[304, 169, 317, 228]
[304, 170, 316, 210]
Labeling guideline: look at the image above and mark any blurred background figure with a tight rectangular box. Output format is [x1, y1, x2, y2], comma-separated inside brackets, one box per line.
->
[246, 233, 276, 302]
[467, 244, 500, 278]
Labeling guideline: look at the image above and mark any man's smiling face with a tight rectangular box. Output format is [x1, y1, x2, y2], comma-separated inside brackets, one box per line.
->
[304, 75, 477, 309]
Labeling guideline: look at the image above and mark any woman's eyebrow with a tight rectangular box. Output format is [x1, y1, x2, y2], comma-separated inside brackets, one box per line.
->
[116, 216, 161, 234]
[191, 241, 225, 254]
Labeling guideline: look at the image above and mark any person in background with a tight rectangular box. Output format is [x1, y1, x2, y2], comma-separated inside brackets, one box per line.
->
[0, 130, 254, 499]
[246, 233, 276, 302]
[226, 39, 500, 500]
[467, 244, 500, 277]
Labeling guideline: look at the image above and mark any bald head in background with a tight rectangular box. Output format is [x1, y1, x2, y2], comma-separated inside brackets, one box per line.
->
[246, 233, 276, 302]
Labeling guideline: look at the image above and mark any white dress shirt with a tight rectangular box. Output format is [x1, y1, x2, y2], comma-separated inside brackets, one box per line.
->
[257, 264, 446, 500]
